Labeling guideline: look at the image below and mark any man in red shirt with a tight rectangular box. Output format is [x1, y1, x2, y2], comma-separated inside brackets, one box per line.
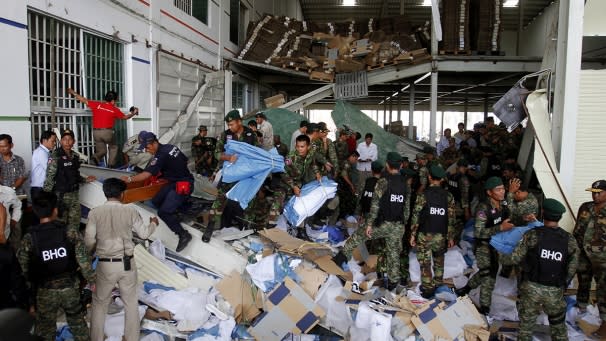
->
[67, 88, 138, 167]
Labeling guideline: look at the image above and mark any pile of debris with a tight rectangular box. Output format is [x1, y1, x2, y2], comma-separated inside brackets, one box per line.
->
[237, 14, 432, 83]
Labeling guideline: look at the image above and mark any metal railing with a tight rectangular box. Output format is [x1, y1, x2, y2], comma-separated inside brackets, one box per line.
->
[174, 0, 193, 15]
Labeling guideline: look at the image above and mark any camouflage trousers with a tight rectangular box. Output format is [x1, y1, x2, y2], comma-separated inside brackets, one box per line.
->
[587, 250, 606, 319]
[342, 221, 404, 283]
[36, 285, 89, 341]
[469, 242, 499, 309]
[517, 281, 567, 341]
[57, 191, 81, 239]
[209, 182, 235, 227]
[576, 250, 593, 308]
[416, 232, 447, 290]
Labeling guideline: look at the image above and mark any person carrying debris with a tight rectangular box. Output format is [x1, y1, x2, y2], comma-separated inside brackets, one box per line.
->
[67, 88, 138, 167]
[85, 178, 158, 341]
[466, 176, 513, 314]
[119, 132, 193, 252]
[410, 165, 456, 298]
[334, 152, 410, 290]
[17, 191, 95, 341]
[43, 129, 96, 238]
[203, 110, 257, 242]
[500, 199, 578, 341]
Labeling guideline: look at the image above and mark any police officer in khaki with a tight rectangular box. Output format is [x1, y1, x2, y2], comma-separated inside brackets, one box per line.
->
[85, 178, 158, 341]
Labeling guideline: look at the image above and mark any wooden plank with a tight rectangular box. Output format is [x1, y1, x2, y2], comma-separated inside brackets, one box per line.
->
[122, 180, 169, 204]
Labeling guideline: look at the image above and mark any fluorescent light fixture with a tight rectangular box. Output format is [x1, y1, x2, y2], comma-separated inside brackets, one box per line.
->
[342, 0, 357, 6]
[379, 100, 384, 104]
[503, 0, 518, 7]
[414, 72, 431, 84]
[401, 84, 410, 92]
[421, 0, 432, 6]
[393, 91, 399, 97]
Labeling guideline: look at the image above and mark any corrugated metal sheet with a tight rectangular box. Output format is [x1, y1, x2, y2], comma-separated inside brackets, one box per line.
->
[134, 244, 189, 290]
[572, 69, 606, 211]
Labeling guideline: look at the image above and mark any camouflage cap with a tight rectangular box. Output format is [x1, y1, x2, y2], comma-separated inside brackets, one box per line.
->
[484, 176, 503, 190]
[224, 109, 241, 122]
[416, 152, 426, 160]
[429, 165, 446, 179]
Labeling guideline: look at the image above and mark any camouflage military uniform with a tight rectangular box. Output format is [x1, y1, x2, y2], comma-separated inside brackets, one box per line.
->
[410, 184, 456, 289]
[337, 161, 357, 217]
[311, 138, 338, 178]
[470, 200, 509, 311]
[209, 127, 257, 228]
[43, 148, 86, 237]
[500, 228, 578, 341]
[191, 135, 217, 176]
[342, 175, 410, 283]
[447, 171, 471, 239]
[417, 166, 428, 192]
[507, 192, 539, 227]
[335, 140, 349, 166]
[17, 223, 94, 341]
[573, 202, 606, 317]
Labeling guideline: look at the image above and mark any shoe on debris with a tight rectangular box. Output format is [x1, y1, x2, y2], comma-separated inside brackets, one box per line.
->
[420, 286, 435, 299]
[176, 231, 192, 252]
[455, 285, 471, 297]
[201, 221, 215, 243]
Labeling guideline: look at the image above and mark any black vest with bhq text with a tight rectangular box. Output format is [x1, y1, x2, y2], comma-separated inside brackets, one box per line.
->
[29, 221, 77, 284]
[525, 226, 569, 287]
[376, 174, 408, 225]
[419, 186, 449, 234]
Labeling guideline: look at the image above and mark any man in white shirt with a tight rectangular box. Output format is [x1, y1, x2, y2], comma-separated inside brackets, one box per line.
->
[30, 130, 57, 198]
[290, 121, 308, 151]
[356, 133, 378, 192]
[436, 128, 452, 157]
[255, 112, 274, 150]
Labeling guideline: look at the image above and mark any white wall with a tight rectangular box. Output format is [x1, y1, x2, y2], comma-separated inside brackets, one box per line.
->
[518, 1, 558, 57]
[584, 0, 606, 36]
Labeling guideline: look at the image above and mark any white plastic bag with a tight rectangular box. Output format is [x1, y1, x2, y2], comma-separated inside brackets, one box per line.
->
[315, 275, 353, 335]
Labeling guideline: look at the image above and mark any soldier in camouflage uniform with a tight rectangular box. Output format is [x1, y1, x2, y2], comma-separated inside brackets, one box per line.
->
[447, 159, 472, 240]
[122, 131, 152, 171]
[337, 151, 360, 218]
[500, 198, 578, 341]
[415, 153, 429, 194]
[318, 122, 339, 178]
[410, 165, 456, 297]
[573, 180, 606, 320]
[335, 130, 350, 168]
[43, 129, 96, 237]
[334, 152, 410, 289]
[17, 192, 95, 341]
[506, 178, 539, 226]
[191, 125, 217, 176]
[203, 110, 257, 242]
[468, 176, 514, 313]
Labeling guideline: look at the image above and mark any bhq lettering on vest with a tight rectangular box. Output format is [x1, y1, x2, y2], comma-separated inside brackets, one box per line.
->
[430, 207, 446, 215]
[42, 247, 68, 261]
[364, 191, 373, 198]
[390, 194, 404, 202]
[448, 180, 458, 188]
[493, 216, 502, 225]
[540, 249, 563, 261]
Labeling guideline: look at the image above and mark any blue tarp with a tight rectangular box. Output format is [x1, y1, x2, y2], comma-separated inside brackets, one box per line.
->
[490, 220, 543, 254]
[222, 140, 285, 209]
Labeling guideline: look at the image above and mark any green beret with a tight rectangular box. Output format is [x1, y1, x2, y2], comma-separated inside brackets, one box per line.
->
[429, 165, 446, 179]
[416, 152, 426, 160]
[387, 152, 402, 163]
[543, 198, 566, 216]
[402, 156, 409, 162]
[401, 168, 416, 177]
[484, 176, 503, 190]
[371, 161, 383, 172]
[224, 109, 241, 122]
[457, 158, 469, 167]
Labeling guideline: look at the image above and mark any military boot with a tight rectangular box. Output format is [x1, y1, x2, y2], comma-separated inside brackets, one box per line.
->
[176, 230, 192, 252]
[420, 286, 435, 299]
[202, 220, 215, 243]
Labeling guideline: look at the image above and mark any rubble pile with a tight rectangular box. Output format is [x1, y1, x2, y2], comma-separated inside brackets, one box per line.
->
[236, 14, 432, 83]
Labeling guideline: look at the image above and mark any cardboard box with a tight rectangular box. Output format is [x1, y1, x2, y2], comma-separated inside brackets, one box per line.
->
[294, 266, 328, 299]
[264, 94, 285, 108]
[248, 277, 325, 340]
[216, 271, 263, 323]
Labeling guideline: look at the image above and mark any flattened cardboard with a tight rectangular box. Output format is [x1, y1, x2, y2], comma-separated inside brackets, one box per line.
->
[294, 266, 328, 299]
[216, 271, 263, 323]
[258, 228, 331, 258]
[249, 277, 325, 341]
[412, 296, 487, 341]
[313, 255, 353, 282]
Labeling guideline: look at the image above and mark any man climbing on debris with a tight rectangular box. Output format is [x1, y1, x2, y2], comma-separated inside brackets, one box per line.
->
[334, 152, 410, 290]
[119, 132, 193, 252]
[464, 176, 513, 314]
[410, 165, 456, 298]
[67, 88, 138, 167]
[85, 178, 158, 341]
[500, 198, 578, 341]
[203, 110, 257, 243]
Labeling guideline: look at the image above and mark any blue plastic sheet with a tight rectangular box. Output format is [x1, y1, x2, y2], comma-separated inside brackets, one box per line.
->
[490, 220, 543, 254]
[222, 140, 285, 209]
[188, 325, 220, 340]
[143, 282, 176, 294]
[283, 177, 338, 226]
